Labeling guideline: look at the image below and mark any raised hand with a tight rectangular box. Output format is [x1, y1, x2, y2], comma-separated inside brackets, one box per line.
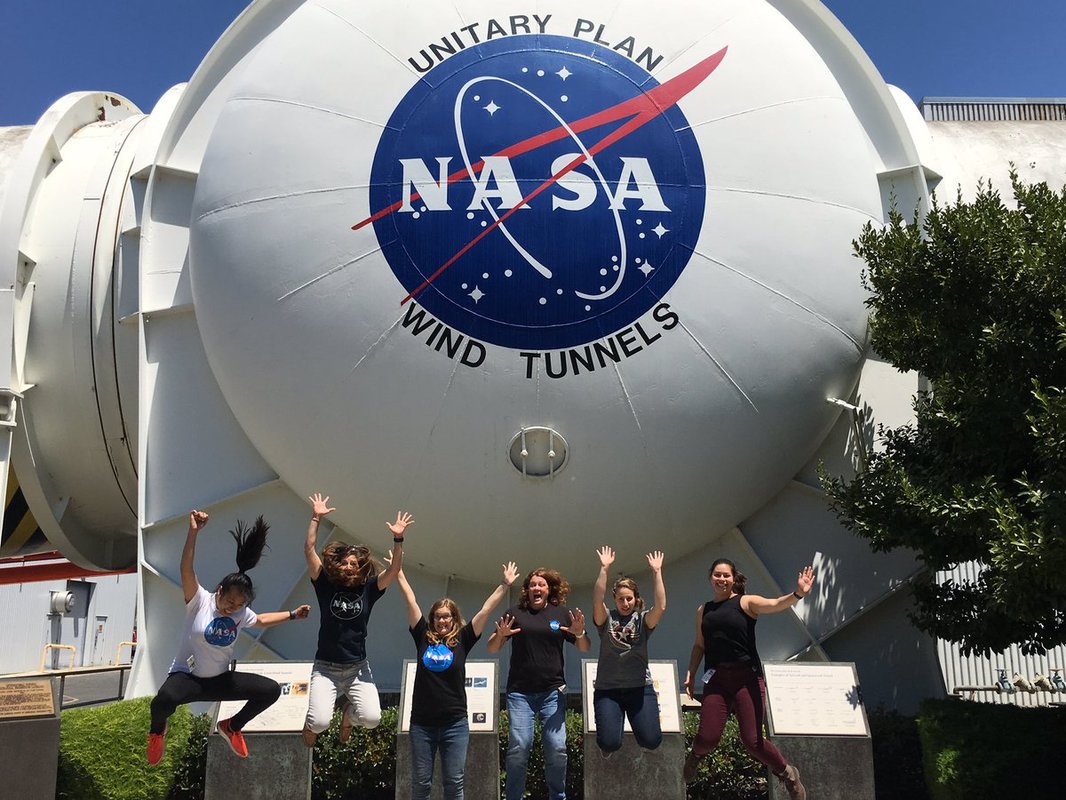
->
[562, 607, 586, 637]
[796, 566, 815, 597]
[309, 493, 336, 519]
[292, 604, 311, 619]
[189, 510, 209, 532]
[646, 550, 664, 571]
[495, 614, 522, 638]
[502, 561, 520, 586]
[597, 546, 615, 568]
[387, 511, 414, 538]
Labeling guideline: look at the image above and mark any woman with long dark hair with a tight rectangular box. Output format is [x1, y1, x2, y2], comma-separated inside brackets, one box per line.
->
[147, 510, 311, 765]
[487, 567, 591, 800]
[394, 561, 519, 799]
[682, 558, 814, 799]
[590, 546, 667, 754]
[302, 493, 412, 746]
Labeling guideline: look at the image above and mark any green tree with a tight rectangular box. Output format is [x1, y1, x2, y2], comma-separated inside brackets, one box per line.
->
[821, 173, 1066, 655]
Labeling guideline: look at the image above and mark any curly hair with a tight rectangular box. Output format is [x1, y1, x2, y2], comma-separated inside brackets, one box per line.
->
[321, 541, 379, 588]
[518, 568, 569, 609]
[612, 577, 645, 610]
[426, 598, 465, 649]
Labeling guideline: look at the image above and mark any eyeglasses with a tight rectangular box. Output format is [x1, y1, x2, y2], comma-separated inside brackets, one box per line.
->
[433, 613, 453, 621]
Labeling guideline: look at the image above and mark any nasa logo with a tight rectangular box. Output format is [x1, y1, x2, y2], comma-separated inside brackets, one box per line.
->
[549, 618, 561, 631]
[364, 34, 724, 352]
[204, 616, 239, 647]
[330, 592, 363, 621]
[422, 642, 456, 672]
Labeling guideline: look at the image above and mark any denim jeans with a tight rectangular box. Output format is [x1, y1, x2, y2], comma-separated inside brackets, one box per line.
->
[410, 718, 469, 800]
[305, 659, 381, 733]
[593, 684, 663, 752]
[505, 689, 567, 800]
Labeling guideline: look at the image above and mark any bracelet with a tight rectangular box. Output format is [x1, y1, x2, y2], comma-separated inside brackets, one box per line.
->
[792, 591, 804, 600]
[310, 517, 320, 524]
[393, 537, 405, 544]
[288, 609, 296, 620]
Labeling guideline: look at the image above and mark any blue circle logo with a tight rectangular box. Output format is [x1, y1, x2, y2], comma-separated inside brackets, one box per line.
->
[549, 619, 561, 631]
[204, 616, 239, 647]
[422, 643, 455, 672]
[368, 35, 709, 351]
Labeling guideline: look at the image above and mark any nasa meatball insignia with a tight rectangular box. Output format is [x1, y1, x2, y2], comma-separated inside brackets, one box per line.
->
[364, 24, 722, 378]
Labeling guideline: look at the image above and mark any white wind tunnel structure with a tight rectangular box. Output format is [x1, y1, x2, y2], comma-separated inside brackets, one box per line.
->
[3, 1, 1063, 710]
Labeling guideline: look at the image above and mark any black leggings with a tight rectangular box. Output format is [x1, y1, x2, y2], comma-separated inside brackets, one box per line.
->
[150, 671, 281, 734]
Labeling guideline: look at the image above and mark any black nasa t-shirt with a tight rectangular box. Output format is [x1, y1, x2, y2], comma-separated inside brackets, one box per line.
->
[504, 604, 577, 693]
[312, 571, 385, 663]
[410, 618, 480, 727]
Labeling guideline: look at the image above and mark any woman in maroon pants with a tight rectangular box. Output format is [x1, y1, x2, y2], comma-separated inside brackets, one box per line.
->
[682, 558, 813, 800]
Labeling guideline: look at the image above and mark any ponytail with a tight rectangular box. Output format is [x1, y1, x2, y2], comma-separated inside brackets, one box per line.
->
[216, 516, 270, 603]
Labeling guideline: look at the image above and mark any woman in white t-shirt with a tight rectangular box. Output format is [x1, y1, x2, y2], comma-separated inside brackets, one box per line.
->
[146, 510, 311, 766]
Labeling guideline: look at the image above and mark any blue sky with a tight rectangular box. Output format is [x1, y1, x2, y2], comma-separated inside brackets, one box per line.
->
[1, 1, 1063, 126]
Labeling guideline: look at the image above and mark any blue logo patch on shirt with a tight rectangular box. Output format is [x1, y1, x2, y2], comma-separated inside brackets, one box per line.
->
[204, 616, 238, 646]
[549, 619, 561, 631]
[422, 643, 455, 672]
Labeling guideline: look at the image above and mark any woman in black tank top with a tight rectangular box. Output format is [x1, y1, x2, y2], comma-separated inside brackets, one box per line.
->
[682, 558, 814, 800]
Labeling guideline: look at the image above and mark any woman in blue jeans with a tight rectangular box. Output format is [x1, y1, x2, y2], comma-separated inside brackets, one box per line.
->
[394, 562, 519, 799]
[591, 546, 667, 754]
[487, 568, 592, 800]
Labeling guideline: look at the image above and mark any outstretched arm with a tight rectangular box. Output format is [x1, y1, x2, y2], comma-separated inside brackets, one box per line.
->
[180, 511, 209, 603]
[741, 566, 815, 617]
[684, 603, 705, 699]
[471, 562, 520, 636]
[305, 493, 336, 580]
[486, 613, 522, 653]
[394, 569, 421, 628]
[376, 511, 414, 590]
[644, 550, 667, 629]
[252, 604, 311, 628]
[592, 546, 614, 628]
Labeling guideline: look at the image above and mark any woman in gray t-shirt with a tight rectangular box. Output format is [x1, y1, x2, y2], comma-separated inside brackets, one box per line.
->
[591, 546, 667, 753]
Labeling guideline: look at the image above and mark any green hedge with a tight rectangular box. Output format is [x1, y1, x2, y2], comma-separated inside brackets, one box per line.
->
[57, 697, 206, 800]
[917, 698, 1066, 798]
[54, 701, 765, 800]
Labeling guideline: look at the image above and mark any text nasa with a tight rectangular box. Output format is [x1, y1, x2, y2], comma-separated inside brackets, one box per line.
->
[401, 301, 680, 379]
[408, 16, 662, 73]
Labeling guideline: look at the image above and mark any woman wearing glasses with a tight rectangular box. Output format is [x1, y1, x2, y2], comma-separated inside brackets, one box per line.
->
[301, 493, 413, 746]
[394, 561, 520, 800]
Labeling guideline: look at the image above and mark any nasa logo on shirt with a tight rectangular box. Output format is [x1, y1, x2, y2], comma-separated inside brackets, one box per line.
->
[330, 592, 363, 620]
[204, 616, 239, 646]
[422, 643, 456, 672]
[364, 34, 720, 354]
[549, 619, 562, 632]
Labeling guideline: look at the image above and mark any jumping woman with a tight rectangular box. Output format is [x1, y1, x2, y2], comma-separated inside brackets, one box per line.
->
[395, 561, 520, 799]
[590, 546, 667, 754]
[683, 558, 813, 800]
[302, 492, 412, 746]
[147, 510, 311, 765]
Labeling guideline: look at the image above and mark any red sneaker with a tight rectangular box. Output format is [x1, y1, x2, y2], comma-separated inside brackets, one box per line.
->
[217, 718, 249, 758]
[146, 727, 167, 766]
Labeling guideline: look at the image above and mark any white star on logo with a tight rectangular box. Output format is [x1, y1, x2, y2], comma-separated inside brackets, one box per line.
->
[484, 101, 500, 116]
[638, 262, 655, 276]
[652, 223, 669, 238]
[469, 286, 485, 303]
[556, 66, 572, 81]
